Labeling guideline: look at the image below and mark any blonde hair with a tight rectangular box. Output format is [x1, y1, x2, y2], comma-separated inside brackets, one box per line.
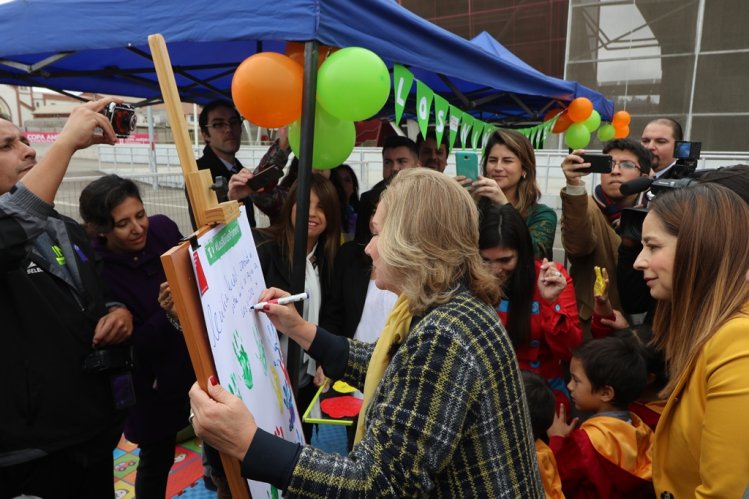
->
[377, 168, 500, 315]
[649, 184, 749, 395]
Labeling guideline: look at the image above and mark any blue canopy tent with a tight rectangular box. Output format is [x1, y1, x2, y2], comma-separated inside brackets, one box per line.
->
[0, 0, 612, 123]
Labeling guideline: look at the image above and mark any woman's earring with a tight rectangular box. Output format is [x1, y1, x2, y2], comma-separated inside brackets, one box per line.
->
[522, 172, 527, 179]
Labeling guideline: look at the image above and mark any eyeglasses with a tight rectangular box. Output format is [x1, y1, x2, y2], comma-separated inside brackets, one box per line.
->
[206, 118, 243, 131]
[612, 159, 640, 171]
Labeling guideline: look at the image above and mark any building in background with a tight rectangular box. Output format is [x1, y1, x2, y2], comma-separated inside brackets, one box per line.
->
[398, 0, 568, 78]
[2, 2, 747, 152]
[399, 0, 749, 152]
[0, 85, 36, 123]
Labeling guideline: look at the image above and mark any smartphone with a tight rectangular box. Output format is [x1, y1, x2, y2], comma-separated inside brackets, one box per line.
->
[578, 153, 613, 174]
[456, 151, 480, 182]
[247, 165, 283, 191]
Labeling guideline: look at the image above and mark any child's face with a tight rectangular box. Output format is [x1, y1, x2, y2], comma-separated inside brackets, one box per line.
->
[567, 357, 603, 413]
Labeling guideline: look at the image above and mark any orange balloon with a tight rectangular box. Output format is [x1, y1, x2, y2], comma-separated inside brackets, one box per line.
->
[552, 112, 573, 133]
[567, 97, 594, 123]
[544, 108, 562, 122]
[285, 41, 339, 68]
[231, 52, 303, 128]
[614, 125, 630, 138]
[612, 110, 632, 128]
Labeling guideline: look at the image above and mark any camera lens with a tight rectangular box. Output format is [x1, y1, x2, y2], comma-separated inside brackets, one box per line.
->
[109, 106, 136, 137]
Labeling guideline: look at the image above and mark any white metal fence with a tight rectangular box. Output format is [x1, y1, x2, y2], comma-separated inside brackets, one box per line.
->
[56, 144, 749, 261]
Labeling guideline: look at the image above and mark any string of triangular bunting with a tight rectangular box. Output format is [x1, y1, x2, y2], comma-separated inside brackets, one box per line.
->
[393, 64, 558, 151]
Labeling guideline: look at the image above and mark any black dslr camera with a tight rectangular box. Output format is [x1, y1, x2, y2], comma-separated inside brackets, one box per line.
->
[101, 102, 137, 138]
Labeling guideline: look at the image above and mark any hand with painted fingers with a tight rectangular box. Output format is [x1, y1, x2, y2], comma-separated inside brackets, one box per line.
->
[593, 265, 608, 299]
[592, 266, 616, 320]
[547, 403, 579, 439]
[538, 258, 567, 302]
[189, 377, 256, 461]
[561, 148, 589, 186]
[470, 175, 509, 205]
[92, 306, 133, 347]
[255, 287, 316, 350]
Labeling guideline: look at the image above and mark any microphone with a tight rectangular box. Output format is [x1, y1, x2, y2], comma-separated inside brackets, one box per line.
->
[619, 177, 654, 196]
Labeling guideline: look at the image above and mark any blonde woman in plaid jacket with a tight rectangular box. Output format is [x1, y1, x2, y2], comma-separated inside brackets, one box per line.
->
[190, 168, 543, 498]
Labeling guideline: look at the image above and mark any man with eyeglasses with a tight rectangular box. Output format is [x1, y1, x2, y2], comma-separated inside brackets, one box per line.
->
[189, 100, 254, 229]
[559, 138, 652, 335]
[190, 100, 289, 230]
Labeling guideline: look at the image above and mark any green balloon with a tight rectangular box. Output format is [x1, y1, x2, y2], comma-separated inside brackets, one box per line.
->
[289, 107, 356, 169]
[583, 110, 601, 132]
[565, 123, 591, 150]
[317, 47, 391, 121]
[597, 123, 616, 141]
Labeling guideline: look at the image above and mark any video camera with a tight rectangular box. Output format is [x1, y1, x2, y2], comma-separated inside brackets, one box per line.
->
[619, 174, 705, 243]
[617, 140, 705, 241]
[669, 141, 701, 179]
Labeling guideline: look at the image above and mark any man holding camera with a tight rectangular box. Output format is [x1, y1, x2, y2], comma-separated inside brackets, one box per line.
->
[0, 98, 133, 498]
[560, 138, 652, 335]
[640, 118, 683, 178]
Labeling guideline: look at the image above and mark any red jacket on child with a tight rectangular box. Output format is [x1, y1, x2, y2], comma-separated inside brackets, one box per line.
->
[549, 413, 654, 498]
[496, 260, 582, 406]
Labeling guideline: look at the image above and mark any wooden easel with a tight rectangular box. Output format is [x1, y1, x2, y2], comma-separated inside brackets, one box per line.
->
[149, 33, 251, 498]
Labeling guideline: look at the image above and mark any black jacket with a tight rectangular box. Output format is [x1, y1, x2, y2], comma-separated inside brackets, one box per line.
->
[0, 185, 124, 460]
[319, 241, 372, 339]
[252, 230, 331, 295]
[188, 144, 256, 229]
[354, 180, 386, 243]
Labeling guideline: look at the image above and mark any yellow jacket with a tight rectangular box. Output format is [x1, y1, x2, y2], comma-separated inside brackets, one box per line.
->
[536, 439, 564, 499]
[654, 314, 749, 497]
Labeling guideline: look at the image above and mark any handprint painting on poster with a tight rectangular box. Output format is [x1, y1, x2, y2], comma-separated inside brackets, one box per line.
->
[190, 206, 304, 497]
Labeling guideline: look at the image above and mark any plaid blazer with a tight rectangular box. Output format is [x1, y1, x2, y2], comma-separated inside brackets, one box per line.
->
[287, 290, 543, 497]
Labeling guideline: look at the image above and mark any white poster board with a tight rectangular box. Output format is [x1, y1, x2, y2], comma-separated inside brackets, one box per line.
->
[190, 207, 304, 497]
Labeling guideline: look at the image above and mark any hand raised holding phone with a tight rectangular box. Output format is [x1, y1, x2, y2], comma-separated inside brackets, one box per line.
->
[456, 151, 480, 184]
[561, 149, 610, 186]
[454, 151, 510, 205]
[228, 166, 283, 201]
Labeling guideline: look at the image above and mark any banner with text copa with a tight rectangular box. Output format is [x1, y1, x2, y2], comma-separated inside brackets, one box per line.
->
[25, 131, 150, 145]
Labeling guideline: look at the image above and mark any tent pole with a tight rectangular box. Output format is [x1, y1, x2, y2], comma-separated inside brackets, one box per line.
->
[288, 40, 319, 399]
[146, 105, 157, 175]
